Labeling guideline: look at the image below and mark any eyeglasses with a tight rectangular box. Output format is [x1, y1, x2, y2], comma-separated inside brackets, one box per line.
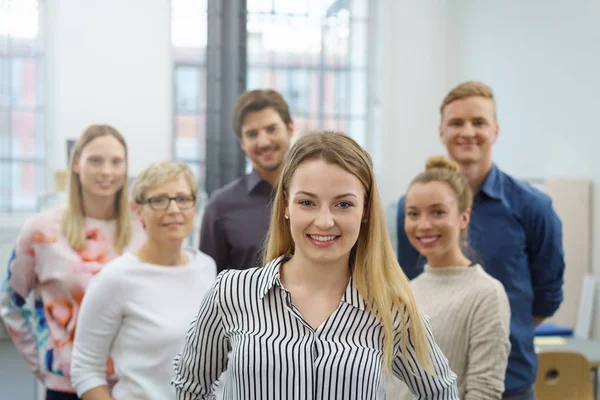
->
[138, 195, 196, 211]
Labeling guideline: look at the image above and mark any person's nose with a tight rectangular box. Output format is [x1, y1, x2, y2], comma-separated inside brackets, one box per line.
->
[313, 207, 334, 230]
[257, 131, 271, 148]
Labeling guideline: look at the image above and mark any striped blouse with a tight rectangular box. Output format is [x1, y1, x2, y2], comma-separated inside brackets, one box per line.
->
[172, 257, 459, 399]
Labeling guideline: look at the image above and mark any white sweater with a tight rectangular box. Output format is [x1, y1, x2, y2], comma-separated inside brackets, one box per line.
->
[389, 264, 511, 400]
[71, 249, 217, 400]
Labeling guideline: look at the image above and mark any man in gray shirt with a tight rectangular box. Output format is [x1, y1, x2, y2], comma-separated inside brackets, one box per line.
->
[199, 89, 294, 273]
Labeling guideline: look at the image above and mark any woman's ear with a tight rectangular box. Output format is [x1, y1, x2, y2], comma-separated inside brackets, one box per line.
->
[72, 157, 80, 174]
[460, 208, 471, 230]
[134, 203, 146, 228]
[283, 190, 289, 219]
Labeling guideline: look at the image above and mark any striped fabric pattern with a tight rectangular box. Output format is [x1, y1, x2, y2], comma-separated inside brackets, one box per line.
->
[172, 256, 459, 399]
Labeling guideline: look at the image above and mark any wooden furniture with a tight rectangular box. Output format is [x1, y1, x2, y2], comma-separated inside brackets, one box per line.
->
[535, 351, 594, 400]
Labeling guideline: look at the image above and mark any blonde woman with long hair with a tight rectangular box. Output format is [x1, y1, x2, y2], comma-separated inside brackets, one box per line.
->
[173, 131, 458, 399]
[0, 125, 145, 400]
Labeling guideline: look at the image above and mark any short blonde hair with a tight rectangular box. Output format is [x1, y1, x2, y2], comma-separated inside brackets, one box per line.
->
[132, 161, 198, 203]
[440, 80, 496, 119]
[62, 124, 132, 252]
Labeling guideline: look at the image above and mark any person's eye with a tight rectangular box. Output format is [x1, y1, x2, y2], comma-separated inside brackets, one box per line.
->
[299, 200, 313, 207]
[178, 195, 194, 203]
[151, 197, 169, 206]
[338, 201, 353, 209]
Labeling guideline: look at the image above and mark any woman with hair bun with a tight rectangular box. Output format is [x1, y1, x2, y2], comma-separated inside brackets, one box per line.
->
[393, 155, 511, 400]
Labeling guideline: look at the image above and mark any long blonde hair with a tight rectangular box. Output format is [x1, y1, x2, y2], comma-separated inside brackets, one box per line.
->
[264, 131, 433, 373]
[61, 124, 132, 252]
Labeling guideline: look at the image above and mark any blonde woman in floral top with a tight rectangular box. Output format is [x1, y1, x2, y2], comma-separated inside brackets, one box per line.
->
[0, 125, 145, 400]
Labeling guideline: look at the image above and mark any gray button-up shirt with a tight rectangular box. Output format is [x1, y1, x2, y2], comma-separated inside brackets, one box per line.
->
[199, 170, 274, 273]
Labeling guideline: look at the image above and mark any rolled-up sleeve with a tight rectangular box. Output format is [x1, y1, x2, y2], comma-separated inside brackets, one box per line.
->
[172, 273, 230, 400]
[525, 196, 565, 318]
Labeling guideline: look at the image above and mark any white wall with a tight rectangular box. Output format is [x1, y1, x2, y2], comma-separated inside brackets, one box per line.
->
[45, 0, 172, 177]
[0, 1, 172, 398]
[377, 0, 448, 207]
[446, 0, 600, 334]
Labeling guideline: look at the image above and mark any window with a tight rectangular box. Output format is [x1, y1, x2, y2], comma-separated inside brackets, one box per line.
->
[171, 0, 208, 194]
[0, 0, 45, 212]
[247, 0, 370, 147]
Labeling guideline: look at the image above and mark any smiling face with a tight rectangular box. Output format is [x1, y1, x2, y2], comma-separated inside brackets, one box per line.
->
[239, 107, 294, 175]
[136, 175, 196, 246]
[73, 134, 127, 202]
[404, 181, 470, 266]
[284, 158, 365, 268]
[440, 95, 499, 169]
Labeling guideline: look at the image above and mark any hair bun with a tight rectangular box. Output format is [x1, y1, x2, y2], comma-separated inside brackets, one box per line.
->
[425, 156, 460, 172]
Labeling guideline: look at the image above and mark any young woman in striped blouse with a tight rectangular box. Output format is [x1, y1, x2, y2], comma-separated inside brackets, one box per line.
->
[173, 131, 459, 399]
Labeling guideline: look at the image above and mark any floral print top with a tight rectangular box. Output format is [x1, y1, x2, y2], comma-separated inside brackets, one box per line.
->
[0, 205, 145, 393]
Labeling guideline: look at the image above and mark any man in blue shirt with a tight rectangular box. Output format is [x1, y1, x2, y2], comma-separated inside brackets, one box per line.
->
[396, 81, 565, 400]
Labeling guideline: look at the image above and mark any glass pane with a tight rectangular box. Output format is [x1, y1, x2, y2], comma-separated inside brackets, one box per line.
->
[246, 68, 264, 90]
[11, 110, 34, 157]
[349, 70, 367, 117]
[274, 0, 308, 15]
[323, 22, 349, 66]
[11, 58, 38, 107]
[345, 118, 367, 148]
[10, 161, 42, 211]
[293, 117, 319, 136]
[323, 71, 349, 116]
[175, 115, 205, 160]
[175, 66, 202, 112]
[171, 0, 207, 49]
[248, 67, 280, 90]
[279, 69, 316, 116]
[0, 57, 9, 107]
[248, 0, 274, 13]
[350, 0, 368, 19]
[0, 110, 9, 158]
[349, 22, 368, 67]
[183, 161, 206, 195]
[247, 13, 322, 66]
[0, 0, 42, 56]
[0, 161, 9, 211]
[11, 111, 44, 158]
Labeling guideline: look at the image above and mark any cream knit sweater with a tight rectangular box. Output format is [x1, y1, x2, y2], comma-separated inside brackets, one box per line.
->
[388, 264, 511, 400]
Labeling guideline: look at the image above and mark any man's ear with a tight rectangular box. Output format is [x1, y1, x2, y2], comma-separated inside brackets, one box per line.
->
[492, 123, 500, 144]
[286, 121, 295, 138]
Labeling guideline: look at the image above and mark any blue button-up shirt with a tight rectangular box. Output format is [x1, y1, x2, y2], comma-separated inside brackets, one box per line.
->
[395, 164, 565, 395]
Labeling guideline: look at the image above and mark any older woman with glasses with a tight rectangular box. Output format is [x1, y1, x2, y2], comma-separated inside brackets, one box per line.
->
[70, 161, 217, 400]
